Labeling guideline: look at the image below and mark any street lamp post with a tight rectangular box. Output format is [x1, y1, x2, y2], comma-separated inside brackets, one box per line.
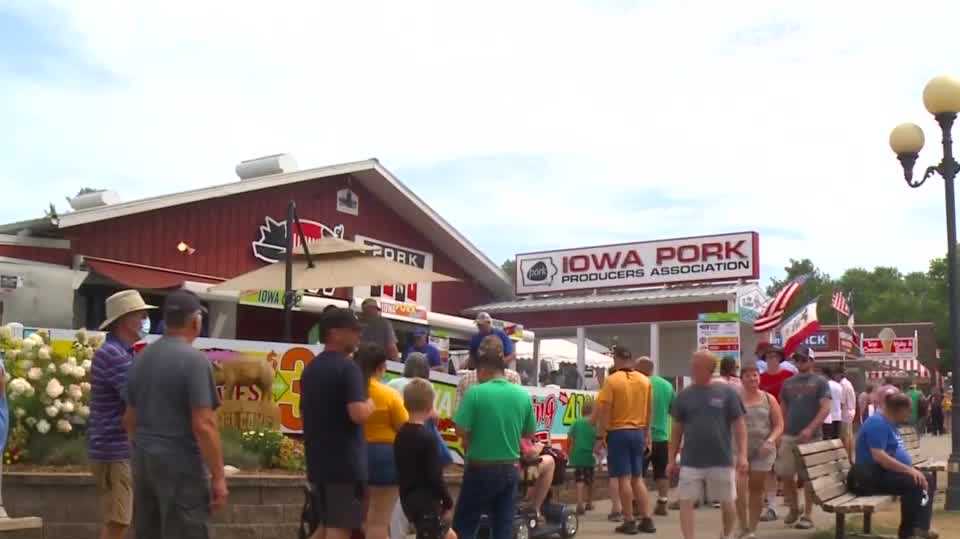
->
[890, 75, 960, 511]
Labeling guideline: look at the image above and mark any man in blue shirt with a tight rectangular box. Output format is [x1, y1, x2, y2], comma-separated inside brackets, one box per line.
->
[854, 392, 936, 539]
[468, 312, 515, 365]
[404, 328, 442, 369]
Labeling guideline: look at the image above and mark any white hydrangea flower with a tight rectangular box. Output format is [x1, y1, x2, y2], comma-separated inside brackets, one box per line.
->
[8, 349, 20, 360]
[59, 363, 72, 375]
[0, 325, 12, 340]
[46, 363, 56, 373]
[25, 385, 35, 397]
[38, 346, 52, 361]
[75, 329, 88, 345]
[45, 405, 59, 418]
[78, 405, 90, 418]
[61, 400, 76, 414]
[81, 359, 92, 370]
[80, 382, 92, 393]
[21, 338, 35, 353]
[7, 378, 29, 396]
[36, 419, 50, 434]
[67, 356, 77, 365]
[68, 384, 83, 400]
[72, 366, 86, 379]
[27, 367, 43, 381]
[56, 419, 72, 433]
[17, 359, 33, 371]
[25, 417, 37, 427]
[45, 378, 64, 399]
[14, 408, 26, 418]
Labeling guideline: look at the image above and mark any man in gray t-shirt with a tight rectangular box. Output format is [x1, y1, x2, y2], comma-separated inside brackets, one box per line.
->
[359, 298, 399, 360]
[124, 290, 226, 539]
[773, 345, 832, 530]
[668, 351, 746, 539]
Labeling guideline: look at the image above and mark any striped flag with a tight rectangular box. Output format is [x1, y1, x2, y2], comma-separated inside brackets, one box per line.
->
[754, 275, 808, 333]
[839, 329, 855, 352]
[831, 290, 850, 317]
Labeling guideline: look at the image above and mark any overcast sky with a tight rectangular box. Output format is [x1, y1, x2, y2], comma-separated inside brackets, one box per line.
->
[4, 1, 960, 286]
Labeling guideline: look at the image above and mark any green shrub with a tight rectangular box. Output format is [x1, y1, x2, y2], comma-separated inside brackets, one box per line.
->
[26, 435, 88, 466]
[220, 427, 262, 470]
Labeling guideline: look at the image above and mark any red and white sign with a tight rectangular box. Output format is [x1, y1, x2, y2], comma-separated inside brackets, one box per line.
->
[515, 232, 759, 294]
[780, 299, 820, 356]
[355, 235, 434, 312]
[862, 337, 916, 358]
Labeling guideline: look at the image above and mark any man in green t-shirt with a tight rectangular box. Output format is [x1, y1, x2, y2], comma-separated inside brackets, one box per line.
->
[453, 335, 537, 539]
[568, 400, 598, 515]
[906, 385, 925, 433]
[637, 357, 675, 516]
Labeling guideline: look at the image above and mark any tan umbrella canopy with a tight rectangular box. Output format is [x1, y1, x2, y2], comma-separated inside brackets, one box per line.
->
[211, 237, 458, 292]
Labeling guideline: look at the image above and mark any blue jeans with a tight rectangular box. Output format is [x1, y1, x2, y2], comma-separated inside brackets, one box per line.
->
[453, 464, 518, 539]
[607, 429, 645, 478]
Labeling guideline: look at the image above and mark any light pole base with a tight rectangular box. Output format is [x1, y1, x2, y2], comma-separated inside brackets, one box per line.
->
[946, 458, 960, 511]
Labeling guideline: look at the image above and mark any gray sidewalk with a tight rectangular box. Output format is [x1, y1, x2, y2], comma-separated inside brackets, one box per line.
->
[572, 434, 952, 539]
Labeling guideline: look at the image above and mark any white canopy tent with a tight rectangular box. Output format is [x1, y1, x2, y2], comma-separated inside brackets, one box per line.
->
[515, 338, 613, 368]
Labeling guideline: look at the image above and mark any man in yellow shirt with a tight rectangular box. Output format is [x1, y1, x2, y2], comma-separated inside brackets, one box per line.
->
[594, 346, 656, 535]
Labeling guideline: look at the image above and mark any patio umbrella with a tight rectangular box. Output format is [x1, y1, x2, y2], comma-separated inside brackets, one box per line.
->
[211, 242, 458, 291]
[211, 201, 458, 341]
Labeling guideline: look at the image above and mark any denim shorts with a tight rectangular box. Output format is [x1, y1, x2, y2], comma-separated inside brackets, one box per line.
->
[368, 443, 398, 486]
[607, 429, 645, 478]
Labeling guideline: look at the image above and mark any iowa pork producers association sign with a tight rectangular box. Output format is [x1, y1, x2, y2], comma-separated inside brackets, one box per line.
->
[515, 232, 759, 294]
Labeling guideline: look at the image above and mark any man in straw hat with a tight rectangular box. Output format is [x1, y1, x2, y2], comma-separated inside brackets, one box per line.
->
[88, 290, 155, 539]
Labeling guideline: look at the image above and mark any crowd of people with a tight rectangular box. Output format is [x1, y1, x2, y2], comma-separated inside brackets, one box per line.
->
[81, 286, 947, 539]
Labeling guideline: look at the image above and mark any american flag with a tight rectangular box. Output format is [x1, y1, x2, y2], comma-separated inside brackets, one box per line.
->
[754, 275, 808, 333]
[839, 329, 855, 352]
[831, 290, 850, 317]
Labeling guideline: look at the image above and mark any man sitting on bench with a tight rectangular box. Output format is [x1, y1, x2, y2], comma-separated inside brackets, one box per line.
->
[852, 393, 938, 539]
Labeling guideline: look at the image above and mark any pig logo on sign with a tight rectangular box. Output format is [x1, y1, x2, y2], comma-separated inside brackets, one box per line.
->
[519, 257, 558, 287]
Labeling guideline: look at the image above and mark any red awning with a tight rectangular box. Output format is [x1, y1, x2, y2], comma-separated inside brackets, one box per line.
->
[84, 256, 224, 289]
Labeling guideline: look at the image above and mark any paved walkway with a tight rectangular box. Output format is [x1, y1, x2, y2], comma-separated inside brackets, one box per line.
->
[572, 434, 952, 539]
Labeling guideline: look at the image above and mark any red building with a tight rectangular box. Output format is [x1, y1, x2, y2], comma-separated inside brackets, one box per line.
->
[0, 158, 513, 348]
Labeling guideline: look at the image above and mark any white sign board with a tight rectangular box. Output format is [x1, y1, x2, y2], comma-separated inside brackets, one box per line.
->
[515, 232, 759, 294]
[355, 235, 434, 311]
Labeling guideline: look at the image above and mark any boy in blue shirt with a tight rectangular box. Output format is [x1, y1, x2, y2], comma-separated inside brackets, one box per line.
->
[854, 392, 936, 539]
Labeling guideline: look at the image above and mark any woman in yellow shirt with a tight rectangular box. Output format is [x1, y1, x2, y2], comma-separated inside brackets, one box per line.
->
[358, 344, 409, 539]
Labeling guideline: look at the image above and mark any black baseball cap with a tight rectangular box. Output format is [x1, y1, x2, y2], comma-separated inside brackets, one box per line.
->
[320, 307, 361, 332]
[164, 289, 208, 316]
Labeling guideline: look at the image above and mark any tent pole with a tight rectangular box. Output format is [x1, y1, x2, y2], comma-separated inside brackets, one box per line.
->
[284, 200, 296, 342]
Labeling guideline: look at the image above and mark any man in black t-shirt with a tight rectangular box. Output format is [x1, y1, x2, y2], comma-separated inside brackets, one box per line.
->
[301, 308, 374, 539]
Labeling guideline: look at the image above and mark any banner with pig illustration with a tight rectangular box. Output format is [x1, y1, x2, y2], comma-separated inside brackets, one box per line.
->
[31, 328, 595, 458]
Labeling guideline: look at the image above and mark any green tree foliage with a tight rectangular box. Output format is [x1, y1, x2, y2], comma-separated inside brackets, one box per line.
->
[766, 252, 958, 374]
[502, 258, 516, 284]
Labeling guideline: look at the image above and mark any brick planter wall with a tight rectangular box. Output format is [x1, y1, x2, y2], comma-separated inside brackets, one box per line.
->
[2, 469, 618, 539]
[4, 472, 308, 539]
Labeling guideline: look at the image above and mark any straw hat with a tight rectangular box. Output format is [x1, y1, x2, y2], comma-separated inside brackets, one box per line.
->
[99, 290, 156, 330]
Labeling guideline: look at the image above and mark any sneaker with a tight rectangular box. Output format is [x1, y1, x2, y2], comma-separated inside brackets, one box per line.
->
[739, 533, 757, 539]
[783, 510, 800, 526]
[615, 521, 640, 535]
[638, 518, 656, 534]
[608, 511, 624, 522]
[654, 499, 668, 516]
[912, 530, 939, 539]
[759, 507, 777, 522]
[794, 516, 814, 530]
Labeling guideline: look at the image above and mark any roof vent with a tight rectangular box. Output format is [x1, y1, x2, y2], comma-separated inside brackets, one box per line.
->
[235, 153, 298, 180]
[67, 189, 120, 211]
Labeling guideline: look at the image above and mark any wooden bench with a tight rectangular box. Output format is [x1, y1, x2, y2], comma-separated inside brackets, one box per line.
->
[899, 426, 947, 474]
[796, 439, 896, 539]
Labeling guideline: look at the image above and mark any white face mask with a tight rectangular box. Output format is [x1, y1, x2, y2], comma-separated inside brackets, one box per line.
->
[138, 316, 151, 338]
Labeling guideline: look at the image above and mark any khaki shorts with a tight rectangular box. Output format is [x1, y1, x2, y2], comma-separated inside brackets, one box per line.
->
[91, 461, 133, 525]
[676, 466, 736, 503]
[774, 434, 820, 478]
